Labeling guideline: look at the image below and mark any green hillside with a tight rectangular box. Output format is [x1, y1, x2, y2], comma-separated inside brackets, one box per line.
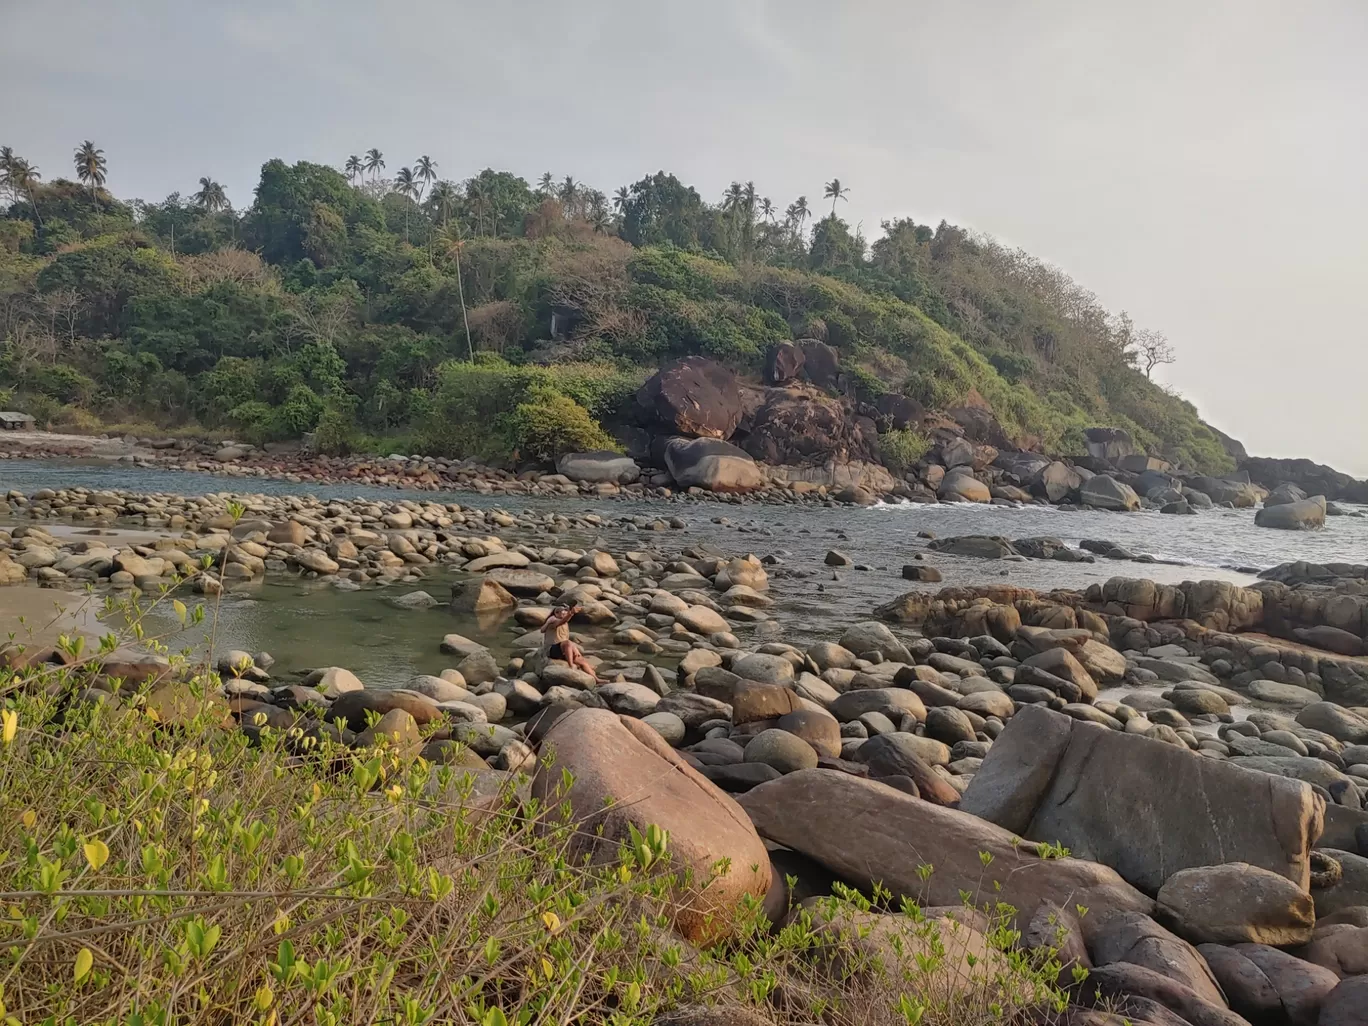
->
[0, 150, 1234, 472]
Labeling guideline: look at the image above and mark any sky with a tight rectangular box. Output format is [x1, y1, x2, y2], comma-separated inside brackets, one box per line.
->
[3, 0, 1367, 474]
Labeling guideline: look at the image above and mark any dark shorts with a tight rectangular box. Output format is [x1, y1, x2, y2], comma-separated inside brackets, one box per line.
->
[547, 642, 567, 661]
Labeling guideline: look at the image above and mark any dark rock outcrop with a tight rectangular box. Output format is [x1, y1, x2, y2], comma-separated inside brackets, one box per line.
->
[636, 357, 744, 440]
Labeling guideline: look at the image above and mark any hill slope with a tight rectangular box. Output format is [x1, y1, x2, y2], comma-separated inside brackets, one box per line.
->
[0, 159, 1234, 472]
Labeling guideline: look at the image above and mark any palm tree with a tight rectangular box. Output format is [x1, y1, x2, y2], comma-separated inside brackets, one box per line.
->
[559, 175, 579, 218]
[10, 159, 42, 225]
[73, 141, 107, 196]
[0, 147, 17, 204]
[364, 148, 385, 180]
[193, 177, 229, 213]
[427, 180, 458, 226]
[589, 209, 612, 234]
[759, 197, 776, 223]
[435, 224, 473, 361]
[823, 178, 849, 215]
[466, 177, 490, 236]
[794, 195, 810, 227]
[394, 167, 418, 240]
[344, 155, 363, 184]
[414, 155, 437, 204]
[613, 185, 630, 213]
[537, 172, 555, 197]
[722, 181, 744, 212]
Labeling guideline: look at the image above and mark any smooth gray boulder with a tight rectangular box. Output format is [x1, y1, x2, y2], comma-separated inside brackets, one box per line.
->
[960, 705, 1325, 893]
[1255, 495, 1326, 530]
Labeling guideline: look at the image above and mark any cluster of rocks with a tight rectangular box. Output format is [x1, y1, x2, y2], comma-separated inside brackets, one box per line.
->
[0, 486, 689, 594]
[515, 606, 1368, 1024]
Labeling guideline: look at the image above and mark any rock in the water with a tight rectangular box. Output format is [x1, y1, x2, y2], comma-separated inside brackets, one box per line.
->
[1157, 862, 1316, 946]
[1255, 495, 1326, 531]
[1079, 474, 1141, 511]
[938, 468, 990, 503]
[530, 708, 770, 942]
[736, 769, 1152, 928]
[960, 705, 1325, 892]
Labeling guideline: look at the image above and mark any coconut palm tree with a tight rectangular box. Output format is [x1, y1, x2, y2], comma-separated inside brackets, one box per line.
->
[558, 175, 579, 218]
[537, 172, 555, 197]
[759, 197, 776, 223]
[466, 177, 492, 236]
[613, 185, 630, 213]
[823, 178, 849, 215]
[10, 158, 42, 224]
[435, 224, 473, 360]
[414, 155, 437, 203]
[344, 155, 363, 184]
[394, 167, 418, 240]
[427, 180, 458, 226]
[73, 141, 107, 196]
[193, 177, 229, 213]
[364, 148, 385, 180]
[0, 147, 17, 203]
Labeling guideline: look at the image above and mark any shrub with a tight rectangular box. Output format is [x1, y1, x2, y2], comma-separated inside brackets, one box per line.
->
[879, 429, 932, 473]
[418, 358, 616, 462]
[505, 385, 619, 462]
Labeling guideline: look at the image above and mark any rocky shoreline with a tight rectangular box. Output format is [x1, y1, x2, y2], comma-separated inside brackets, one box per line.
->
[5, 420, 1366, 528]
[5, 482, 1368, 1024]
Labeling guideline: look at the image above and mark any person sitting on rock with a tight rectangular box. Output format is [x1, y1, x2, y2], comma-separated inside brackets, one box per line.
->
[541, 603, 598, 680]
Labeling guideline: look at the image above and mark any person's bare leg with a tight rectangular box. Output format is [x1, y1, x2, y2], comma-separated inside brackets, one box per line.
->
[562, 640, 598, 681]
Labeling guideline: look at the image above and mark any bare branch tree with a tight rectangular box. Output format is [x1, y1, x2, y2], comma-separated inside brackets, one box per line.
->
[1134, 328, 1176, 378]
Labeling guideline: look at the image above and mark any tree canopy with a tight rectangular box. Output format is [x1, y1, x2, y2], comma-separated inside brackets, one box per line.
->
[0, 143, 1232, 472]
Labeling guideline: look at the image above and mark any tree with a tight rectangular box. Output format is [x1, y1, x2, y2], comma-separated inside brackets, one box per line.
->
[0, 146, 15, 203]
[73, 141, 107, 195]
[414, 155, 437, 203]
[344, 155, 363, 184]
[537, 172, 555, 196]
[193, 177, 228, 213]
[612, 186, 629, 212]
[559, 176, 579, 218]
[393, 167, 418, 241]
[823, 178, 849, 215]
[1134, 327, 1176, 378]
[426, 180, 458, 226]
[759, 197, 775, 222]
[620, 171, 705, 249]
[9, 158, 43, 225]
[435, 224, 473, 360]
[364, 148, 385, 180]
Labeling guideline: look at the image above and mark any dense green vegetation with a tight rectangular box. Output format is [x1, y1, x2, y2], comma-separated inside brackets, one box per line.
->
[0, 144, 1232, 471]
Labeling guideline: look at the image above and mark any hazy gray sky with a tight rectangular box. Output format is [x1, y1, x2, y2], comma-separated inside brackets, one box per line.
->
[5, 0, 1366, 473]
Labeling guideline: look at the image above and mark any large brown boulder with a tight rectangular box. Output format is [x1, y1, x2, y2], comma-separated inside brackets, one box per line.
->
[736, 390, 878, 466]
[960, 706, 1324, 893]
[530, 708, 770, 943]
[796, 339, 840, 388]
[1087, 909, 1227, 1008]
[1157, 862, 1316, 946]
[736, 769, 1152, 928]
[637, 357, 744, 439]
[764, 341, 804, 385]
